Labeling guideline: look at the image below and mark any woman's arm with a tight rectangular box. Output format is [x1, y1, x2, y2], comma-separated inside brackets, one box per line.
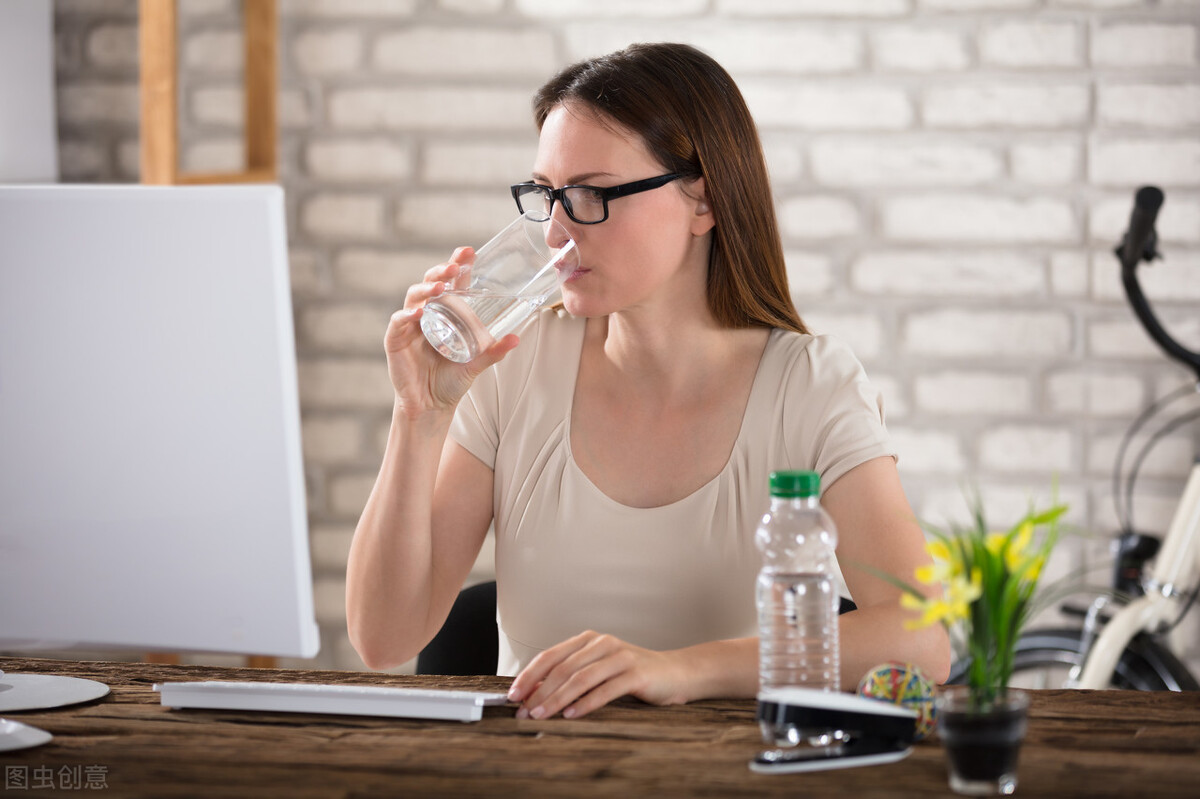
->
[824, 456, 952, 685]
[345, 252, 516, 670]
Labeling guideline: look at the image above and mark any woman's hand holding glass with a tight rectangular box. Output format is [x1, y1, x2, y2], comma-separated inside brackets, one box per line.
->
[386, 247, 519, 418]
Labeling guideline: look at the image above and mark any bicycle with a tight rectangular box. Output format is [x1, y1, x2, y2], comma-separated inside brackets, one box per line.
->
[949, 186, 1200, 691]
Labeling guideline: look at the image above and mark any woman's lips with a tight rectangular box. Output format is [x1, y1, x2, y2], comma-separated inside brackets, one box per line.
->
[561, 267, 589, 284]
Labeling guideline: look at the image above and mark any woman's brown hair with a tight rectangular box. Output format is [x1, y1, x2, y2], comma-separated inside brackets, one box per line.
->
[533, 42, 807, 334]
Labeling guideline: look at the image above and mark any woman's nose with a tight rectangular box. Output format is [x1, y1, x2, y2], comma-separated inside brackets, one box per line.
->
[543, 211, 573, 250]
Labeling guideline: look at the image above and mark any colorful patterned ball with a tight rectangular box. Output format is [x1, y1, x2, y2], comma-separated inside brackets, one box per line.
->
[856, 662, 938, 741]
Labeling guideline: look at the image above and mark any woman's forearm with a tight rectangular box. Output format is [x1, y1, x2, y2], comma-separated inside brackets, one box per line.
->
[677, 604, 950, 705]
[345, 404, 453, 669]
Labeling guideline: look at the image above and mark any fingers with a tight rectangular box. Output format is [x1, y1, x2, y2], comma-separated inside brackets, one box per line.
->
[384, 306, 424, 353]
[510, 632, 646, 720]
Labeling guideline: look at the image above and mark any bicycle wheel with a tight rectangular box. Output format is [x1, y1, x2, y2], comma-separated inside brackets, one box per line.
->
[947, 627, 1199, 691]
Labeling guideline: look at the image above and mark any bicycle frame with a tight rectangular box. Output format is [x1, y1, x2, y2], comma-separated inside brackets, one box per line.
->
[1074, 460, 1200, 688]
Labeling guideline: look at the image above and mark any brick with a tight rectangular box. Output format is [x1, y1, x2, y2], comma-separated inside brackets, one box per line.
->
[917, 483, 1087, 532]
[289, 248, 327, 296]
[328, 472, 379, 518]
[57, 140, 107, 179]
[1091, 249, 1200, 301]
[328, 87, 532, 131]
[57, 82, 138, 124]
[1047, 0, 1141, 7]
[374, 28, 556, 76]
[717, 0, 907, 14]
[313, 576, 346, 623]
[283, 0, 418, 16]
[783, 251, 836, 297]
[811, 139, 1002, 186]
[335, 249, 445, 298]
[870, 374, 909, 420]
[292, 29, 364, 75]
[310, 525, 356, 572]
[438, 0, 505, 12]
[914, 372, 1035, 415]
[515, 0, 705, 16]
[799, 313, 883, 360]
[1089, 138, 1200, 187]
[301, 194, 385, 240]
[180, 0, 237, 15]
[762, 139, 805, 183]
[1091, 194, 1200, 245]
[871, 28, 971, 72]
[1045, 369, 1144, 416]
[563, 23, 862, 75]
[1050, 250, 1090, 297]
[421, 141, 537, 186]
[777, 195, 862, 239]
[903, 309, 1072, 357]
[85, 23, 138, 69]
[980, 22, 1082, 68]
[741, 82, 912, 129]
[334, 249, 445, 298]
[851, 251, 1044, 296]
[1011, 140, 1082, 185]
[192, 87, 310, 128]
[181, 138, 242, 172]
[920, 0, 1036, 8]
[298, 358, 392, 408]
[183, 30, 242, 73]
[1098, 83, 1200, 129]
[302, 415, 364, 465]
[1093, 24, 1197, 67]
[301, 303, 393, 353]
[923, 84, 1089, 128]
[395, 193, 523, 244]
[888, 428, 967, 474]
[1087, 432, 1194, 478]
[306, 138, 413, 183]
[1087, 316, 1198, 360]
[881, 195, 1077, 243]
[980, 425, 1074, 473]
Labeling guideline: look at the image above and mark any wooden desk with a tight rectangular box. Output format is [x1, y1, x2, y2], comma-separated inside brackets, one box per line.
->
[1, 657, 1197, 797]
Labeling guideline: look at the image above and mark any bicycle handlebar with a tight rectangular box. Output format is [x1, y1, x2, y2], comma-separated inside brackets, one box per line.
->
[1115, 186, 1200, 382]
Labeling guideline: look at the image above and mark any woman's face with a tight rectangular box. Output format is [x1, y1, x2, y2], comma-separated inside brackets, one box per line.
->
[531, 103, 713, 320]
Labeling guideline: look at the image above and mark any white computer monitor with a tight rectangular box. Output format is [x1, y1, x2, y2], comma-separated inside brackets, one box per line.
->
[0, 185, 320, 710]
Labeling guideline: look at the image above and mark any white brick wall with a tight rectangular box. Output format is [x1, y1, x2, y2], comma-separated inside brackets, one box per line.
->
[52, 0, 1200, 677]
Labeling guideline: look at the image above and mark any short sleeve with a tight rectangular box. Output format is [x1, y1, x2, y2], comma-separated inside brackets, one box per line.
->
[450, 362, 500, 470]
[447, 309, 555, 471]
[780, 334, 895, 491]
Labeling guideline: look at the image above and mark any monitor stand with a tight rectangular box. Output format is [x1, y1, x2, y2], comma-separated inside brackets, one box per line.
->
[0, 670, 110, 712]
[0, 670, 110, 750]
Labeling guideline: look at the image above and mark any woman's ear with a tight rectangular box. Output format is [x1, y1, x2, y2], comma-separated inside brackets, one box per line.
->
[689, 178, 715, 236]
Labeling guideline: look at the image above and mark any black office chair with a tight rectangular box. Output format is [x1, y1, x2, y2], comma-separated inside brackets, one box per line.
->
[416, 581, 499, 676]
[415, 581, 859, 676]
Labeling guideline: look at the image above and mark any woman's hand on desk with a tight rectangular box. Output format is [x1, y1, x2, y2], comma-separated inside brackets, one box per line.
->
[507, 631, 690, 720]
[386, 249, 518, 419]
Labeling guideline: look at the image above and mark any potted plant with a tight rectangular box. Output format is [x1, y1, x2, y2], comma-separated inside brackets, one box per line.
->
[898, 496, 1066, 796]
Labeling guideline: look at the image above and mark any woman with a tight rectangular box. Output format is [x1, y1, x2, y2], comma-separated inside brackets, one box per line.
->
[347, 42, 950, 720]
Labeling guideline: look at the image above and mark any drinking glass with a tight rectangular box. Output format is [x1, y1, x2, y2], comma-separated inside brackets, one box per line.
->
[420, 212, 577, 363]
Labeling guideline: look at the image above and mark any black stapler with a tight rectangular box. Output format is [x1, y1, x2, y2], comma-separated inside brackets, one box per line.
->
[750, 687, 918, 774]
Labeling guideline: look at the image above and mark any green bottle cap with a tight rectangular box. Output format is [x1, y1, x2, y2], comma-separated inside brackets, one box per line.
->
[769, 470, 820, 498]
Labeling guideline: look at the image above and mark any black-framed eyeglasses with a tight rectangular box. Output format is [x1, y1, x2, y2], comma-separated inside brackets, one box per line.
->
[510, 173, 683, 225]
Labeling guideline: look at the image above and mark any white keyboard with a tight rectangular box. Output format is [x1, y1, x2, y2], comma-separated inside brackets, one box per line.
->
[154, 681, 511, 723]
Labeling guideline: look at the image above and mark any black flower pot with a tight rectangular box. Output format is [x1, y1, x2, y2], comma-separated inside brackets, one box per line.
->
[936, 687, 1030, 795]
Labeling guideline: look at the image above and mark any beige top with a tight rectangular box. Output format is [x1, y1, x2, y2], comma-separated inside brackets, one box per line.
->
[450, 310, 895, 675]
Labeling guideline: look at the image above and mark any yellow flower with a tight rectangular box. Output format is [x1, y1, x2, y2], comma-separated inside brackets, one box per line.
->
[900, 568, 981, 631]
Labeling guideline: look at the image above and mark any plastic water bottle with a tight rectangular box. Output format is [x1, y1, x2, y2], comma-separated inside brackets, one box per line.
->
[755, 470, 841, 692]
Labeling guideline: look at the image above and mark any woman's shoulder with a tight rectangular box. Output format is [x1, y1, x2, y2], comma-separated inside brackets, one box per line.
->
[763, 327, 867, 383]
